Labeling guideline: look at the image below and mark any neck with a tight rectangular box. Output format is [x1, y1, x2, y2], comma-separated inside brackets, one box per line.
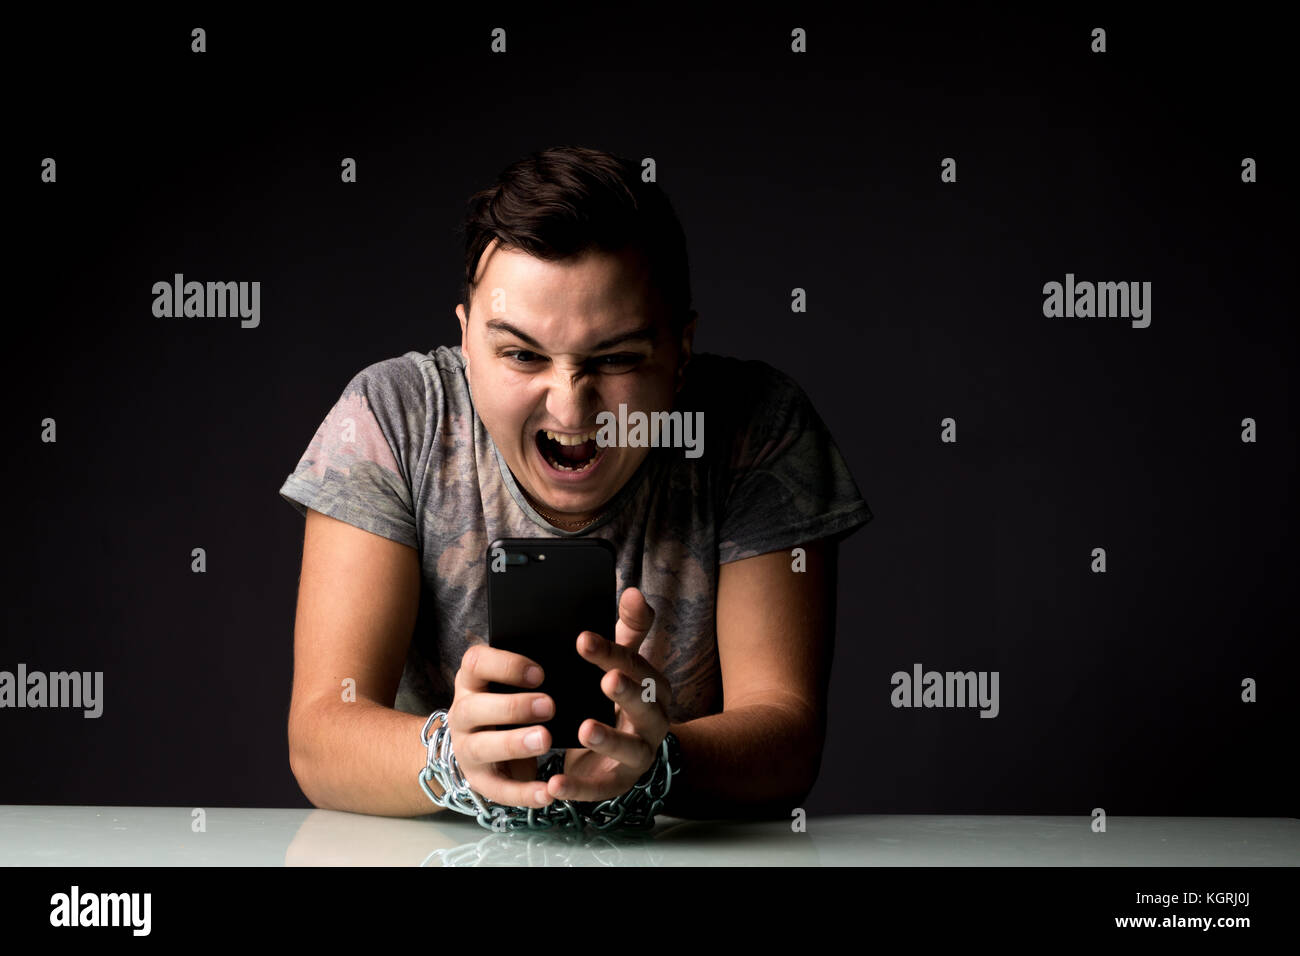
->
[520, 486, 603, 527]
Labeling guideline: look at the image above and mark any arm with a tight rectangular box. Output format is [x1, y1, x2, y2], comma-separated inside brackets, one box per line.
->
[662, 537, 838, 819]
[287, 508, 448, 817]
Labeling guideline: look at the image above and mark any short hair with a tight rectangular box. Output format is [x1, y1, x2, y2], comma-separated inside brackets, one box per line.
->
[460, 145, 695, 339]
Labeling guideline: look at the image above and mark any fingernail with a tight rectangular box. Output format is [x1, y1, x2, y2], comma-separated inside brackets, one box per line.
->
[535, 788, 550, 804]
[532, 697, 551, 718]
[525, 729, 544, 752]
[589, 725, 605, 745]
[525, 666, 543, 685]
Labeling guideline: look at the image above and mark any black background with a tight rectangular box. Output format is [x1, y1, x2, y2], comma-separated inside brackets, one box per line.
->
[6, 10, 1295, 816]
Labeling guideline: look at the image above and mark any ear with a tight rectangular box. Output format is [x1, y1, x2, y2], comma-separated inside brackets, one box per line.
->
[456, 304, 472, 382]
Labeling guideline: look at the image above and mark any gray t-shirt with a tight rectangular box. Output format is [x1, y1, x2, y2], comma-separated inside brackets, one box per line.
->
[278, 345, 872, 727]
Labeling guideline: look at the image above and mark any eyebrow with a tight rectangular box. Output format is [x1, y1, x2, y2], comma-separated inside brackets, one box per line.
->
[484, 318, 657, 352]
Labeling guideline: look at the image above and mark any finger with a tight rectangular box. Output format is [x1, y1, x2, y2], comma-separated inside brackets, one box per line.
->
[575, 718, 656, 776]
[465, 764, 555, 809]
[575, 629, 640, 673]
[600, 668, 671, 738]
[575, 628, 650, 676]
[454, 643, 544, 693]
[457, 723, 553, 767]
[545, 765, 641, 803]
[576, 631, 657, 701]
[451, 726, 555, 808]
[454, 689, 554, 731]
[575, 636, 673, 712]
[613, 587, 655, 653]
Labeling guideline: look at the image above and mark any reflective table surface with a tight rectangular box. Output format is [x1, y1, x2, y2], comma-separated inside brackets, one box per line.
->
[2, 806, 1296, 866]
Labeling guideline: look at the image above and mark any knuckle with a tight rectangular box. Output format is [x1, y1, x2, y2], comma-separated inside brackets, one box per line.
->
[456, 731, 476, 765]
[455, 690, 477, 721]
[477, 732, 503, 765]
[510, 654, 533, 685]
[468, 731, 494, 767]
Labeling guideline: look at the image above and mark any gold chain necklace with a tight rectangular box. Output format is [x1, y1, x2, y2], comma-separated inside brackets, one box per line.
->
[522, 488, 606, 530]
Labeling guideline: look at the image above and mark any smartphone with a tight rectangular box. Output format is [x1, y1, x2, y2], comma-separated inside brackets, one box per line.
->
[486, 537, 618, 750]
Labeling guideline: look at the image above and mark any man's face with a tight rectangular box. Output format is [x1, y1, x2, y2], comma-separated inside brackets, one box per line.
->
[457, 239, 693, 520]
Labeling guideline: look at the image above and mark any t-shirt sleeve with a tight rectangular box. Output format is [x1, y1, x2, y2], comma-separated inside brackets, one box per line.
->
[717, 364, 872, 564]
[277, 357, 426, 550]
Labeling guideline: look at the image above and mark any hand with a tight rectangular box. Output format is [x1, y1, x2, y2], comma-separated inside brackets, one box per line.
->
[544, 587, 673, 803]
[446, 643, 557, 809]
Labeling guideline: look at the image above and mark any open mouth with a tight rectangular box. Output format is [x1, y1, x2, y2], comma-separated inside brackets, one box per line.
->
[535, 429, 602, 473]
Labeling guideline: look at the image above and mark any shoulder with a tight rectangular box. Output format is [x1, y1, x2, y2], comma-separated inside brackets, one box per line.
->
[342, 347, 452, 395]
[338, 346, 470, 420]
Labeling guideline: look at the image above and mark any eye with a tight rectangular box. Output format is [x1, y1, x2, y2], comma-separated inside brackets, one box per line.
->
[504, 350, 543, 365]
[594, 354, 642, 368]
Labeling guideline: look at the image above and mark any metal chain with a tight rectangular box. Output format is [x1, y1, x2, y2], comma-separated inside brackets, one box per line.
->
[420, 709, 679, 832]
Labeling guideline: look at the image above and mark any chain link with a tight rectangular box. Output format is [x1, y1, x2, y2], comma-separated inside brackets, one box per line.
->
[420, 709, 679, 832]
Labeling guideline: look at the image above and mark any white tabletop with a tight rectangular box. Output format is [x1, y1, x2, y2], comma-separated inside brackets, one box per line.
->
[2, 806, 1296, 866]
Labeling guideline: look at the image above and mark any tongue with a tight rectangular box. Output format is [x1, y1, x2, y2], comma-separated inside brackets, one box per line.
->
[557, 439, 594, 461]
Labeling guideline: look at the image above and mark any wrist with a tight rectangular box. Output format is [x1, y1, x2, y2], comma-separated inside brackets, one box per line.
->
[581, 730, 681, 831]
[423, 711, 680, 832]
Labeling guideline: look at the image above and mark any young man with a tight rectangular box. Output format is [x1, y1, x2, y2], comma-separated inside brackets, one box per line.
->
[279, 145, 872, 823]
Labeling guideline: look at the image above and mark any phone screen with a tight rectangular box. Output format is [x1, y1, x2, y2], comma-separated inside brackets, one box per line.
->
[486, 537, 618, 750]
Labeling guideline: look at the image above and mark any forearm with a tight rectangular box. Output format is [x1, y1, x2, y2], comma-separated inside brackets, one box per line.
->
[661, 702, 822, 820]
[289, 698, 448, 817]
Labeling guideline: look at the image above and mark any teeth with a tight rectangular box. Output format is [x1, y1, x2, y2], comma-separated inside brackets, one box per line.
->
[545, 429, 598, 446]
[551, 457, 596, 472]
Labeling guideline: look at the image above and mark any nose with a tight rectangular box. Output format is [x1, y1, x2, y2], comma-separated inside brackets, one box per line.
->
[544, 360, 598, 430]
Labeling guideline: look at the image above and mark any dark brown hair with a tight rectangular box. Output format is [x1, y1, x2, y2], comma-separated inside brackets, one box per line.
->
[461, 145, 696, 338]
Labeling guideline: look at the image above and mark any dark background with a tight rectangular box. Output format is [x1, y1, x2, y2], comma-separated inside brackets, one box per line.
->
[6, 10, 1295, 816]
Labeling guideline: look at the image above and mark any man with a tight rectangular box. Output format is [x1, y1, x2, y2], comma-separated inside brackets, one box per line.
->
[279, 145, 872, 822]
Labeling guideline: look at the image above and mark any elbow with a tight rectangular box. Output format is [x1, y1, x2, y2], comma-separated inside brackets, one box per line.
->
[288, 743, 321, 808]
[290, 751, 336, 811]
[748, 716, 823, 818]
[288, 714, 334, 811]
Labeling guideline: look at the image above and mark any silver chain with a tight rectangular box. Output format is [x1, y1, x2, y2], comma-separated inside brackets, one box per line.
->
[419, 709, 679, 832]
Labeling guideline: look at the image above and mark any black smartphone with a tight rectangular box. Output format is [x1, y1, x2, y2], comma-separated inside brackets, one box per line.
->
[486, 537, 618, 750]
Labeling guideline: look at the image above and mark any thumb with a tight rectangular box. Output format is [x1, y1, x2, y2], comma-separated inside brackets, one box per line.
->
[616, 587, 655, 651]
